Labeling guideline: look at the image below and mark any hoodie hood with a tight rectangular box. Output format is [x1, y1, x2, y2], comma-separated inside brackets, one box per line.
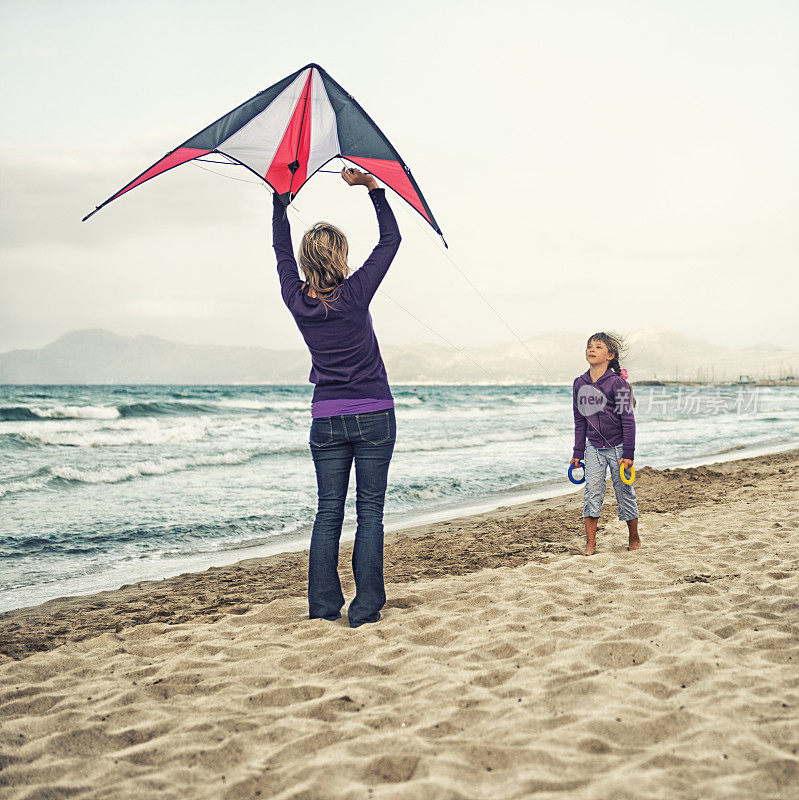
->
[578, 368, 619, 386]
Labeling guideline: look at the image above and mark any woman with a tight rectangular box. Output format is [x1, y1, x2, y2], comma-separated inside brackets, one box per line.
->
[272, 167, 401, 628]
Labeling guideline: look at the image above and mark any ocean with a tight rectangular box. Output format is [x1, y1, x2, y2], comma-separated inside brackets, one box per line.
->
[2, 383, 798, 612]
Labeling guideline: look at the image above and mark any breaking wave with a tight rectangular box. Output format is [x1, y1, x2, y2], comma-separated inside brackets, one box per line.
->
[118, 401, 219, 417]
[0, 512, 297, 560]
[0, 399, 312, 422]
[394, 478, 463, 502]
[0, 446, 305, 498]
[0, 405, 121, 421]
[8, 420, 208, 448]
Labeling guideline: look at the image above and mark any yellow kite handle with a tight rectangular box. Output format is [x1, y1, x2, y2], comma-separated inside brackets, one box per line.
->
[620, 463, 635, 485]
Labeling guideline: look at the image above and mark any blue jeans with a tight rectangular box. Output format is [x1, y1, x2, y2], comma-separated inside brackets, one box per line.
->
[308, 408, 396, 628]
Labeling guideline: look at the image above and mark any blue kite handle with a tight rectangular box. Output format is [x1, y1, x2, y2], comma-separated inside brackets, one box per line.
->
[568, 460, 586, 484]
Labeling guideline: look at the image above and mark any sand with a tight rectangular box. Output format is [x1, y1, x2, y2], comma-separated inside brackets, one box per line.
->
[1, 449, 798, 799]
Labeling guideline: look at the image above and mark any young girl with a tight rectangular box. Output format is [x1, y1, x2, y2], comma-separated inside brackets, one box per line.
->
[272, 167, 401, 627]
[570, 332, 641, 555]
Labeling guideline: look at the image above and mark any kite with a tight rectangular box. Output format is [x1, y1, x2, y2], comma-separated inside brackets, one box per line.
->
[82, 63, 446, 245]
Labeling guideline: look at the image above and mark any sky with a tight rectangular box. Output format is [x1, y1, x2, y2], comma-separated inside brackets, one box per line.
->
[1, 0, 797, 354]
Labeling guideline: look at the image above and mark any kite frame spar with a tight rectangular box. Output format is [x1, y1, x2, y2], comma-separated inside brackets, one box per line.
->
[82, 63, 446, 247]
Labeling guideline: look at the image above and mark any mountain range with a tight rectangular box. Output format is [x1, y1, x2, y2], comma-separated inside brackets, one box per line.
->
[1, 327, 797, 384]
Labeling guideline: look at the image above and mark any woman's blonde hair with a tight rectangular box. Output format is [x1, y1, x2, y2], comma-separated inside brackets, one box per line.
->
[299, 222, 349, 312]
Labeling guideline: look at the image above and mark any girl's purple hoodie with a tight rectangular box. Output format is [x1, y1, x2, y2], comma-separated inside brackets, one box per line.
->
[572, 369, 635, 460]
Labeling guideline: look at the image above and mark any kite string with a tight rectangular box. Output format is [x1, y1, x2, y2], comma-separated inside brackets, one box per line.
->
[285, 204, 573, 453]
[379, 291, 573, 452]
[191, 161, 264, 185]
[391, 200, 624, 451]
[394, 200, 554, 376]
[194, 166, 592, 455]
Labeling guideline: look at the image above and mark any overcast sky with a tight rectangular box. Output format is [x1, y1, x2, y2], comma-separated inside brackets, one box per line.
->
[1, 0, 797, 354]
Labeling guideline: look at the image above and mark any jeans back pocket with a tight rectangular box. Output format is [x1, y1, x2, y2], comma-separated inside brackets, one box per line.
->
[309, 417, 334, 447]
[355, 411, 392, 445]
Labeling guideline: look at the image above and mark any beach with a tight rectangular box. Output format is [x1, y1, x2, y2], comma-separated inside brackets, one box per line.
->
[1, 447, 798, 799]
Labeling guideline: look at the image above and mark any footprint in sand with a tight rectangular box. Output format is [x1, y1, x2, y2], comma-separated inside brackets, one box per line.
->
[587, 640, 656, 669]
[247, 685, 325, 708]
[362, 754, 421, 783]
[385, 596, 422, 609]
[470, 669, 514, 689]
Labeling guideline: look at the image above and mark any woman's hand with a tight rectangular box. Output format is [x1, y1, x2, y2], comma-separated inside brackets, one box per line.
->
[341, 167, 378, 191]
[570, 458, 583, 467]
[618, 458, 633, 469]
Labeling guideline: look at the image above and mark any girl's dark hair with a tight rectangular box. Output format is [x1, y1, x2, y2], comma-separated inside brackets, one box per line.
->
[587, 331, 636, 406]
[587, 331, 626, 374]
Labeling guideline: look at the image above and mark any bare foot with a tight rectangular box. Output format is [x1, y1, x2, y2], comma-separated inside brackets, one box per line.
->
[626, 519, 640, 551]
[583, 517, 599, 557]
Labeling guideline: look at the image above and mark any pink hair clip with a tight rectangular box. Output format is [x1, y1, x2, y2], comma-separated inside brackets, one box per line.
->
[620, 368, 628, 380]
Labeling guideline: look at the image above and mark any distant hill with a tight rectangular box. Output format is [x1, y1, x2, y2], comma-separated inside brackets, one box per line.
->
[1, 327, 797, 384]
[0, 329, 310, 384]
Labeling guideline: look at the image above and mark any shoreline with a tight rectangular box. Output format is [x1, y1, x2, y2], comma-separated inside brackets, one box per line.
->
[3, 434, 797, 615]
[2, 444, 797, 662]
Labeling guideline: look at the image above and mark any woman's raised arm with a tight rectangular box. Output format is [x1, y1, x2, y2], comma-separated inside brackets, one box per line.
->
[342, 168, 402, 304]
[272, 192, 302, 306]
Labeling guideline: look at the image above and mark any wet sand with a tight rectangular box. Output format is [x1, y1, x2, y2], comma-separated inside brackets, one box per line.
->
[1, 448, 798, 798]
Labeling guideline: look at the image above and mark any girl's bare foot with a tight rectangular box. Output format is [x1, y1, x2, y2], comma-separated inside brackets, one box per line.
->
[584, 517, 598, 556]
[626, 518, 640, 551]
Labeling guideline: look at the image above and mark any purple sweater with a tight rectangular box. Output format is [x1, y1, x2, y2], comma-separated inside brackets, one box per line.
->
[572, 369, 636, 460]
[272, 188, 401, 404]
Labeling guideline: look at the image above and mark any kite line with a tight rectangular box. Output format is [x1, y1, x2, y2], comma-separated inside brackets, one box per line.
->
[192, 162, 263, 184]
[189, 157, 614, 455]
[192, 161, 343, 182]
[285, 202, 574, 453]
[388, 199, 625, 452]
